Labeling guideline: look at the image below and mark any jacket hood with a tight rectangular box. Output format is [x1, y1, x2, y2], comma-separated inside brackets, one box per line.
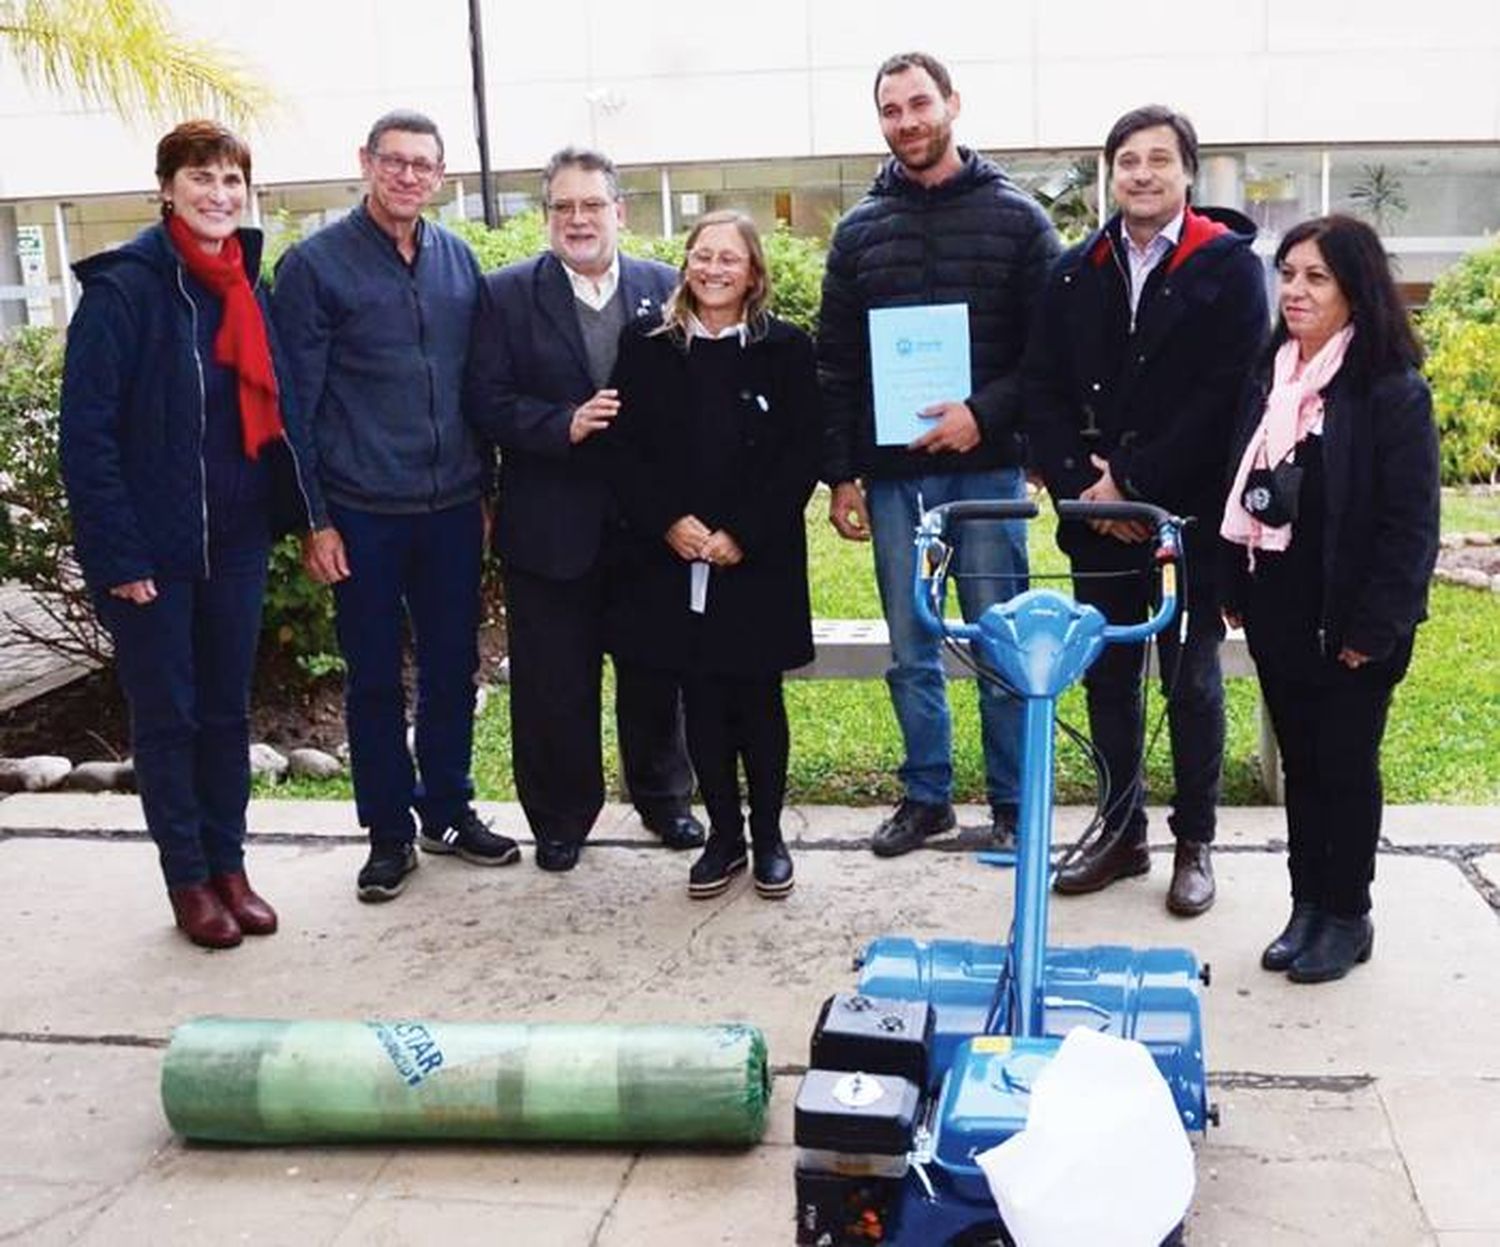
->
[73, 221, 266, 287]
[870, 145, 1007, 200]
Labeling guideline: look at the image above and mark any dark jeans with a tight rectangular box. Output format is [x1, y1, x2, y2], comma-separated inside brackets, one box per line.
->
[681, 672, 788, 844]
[1070, 532, 1224, 845]
[330, 500, 482, 844]
[505, 563, 692, 845]
[1249, 629, 1412, 917]
[95, 542, 268, 888]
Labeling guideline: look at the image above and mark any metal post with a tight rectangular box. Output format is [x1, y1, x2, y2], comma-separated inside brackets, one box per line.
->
[53, 201, 75, 322]
[1009, 696, 1056, 1039]
[1320, 150, 1331, 216]
[467, 0, 497, 228]
[659, 166, 673, 238]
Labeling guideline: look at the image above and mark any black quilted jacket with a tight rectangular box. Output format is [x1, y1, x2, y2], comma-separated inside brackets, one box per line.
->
[817, 147, 1060, 483]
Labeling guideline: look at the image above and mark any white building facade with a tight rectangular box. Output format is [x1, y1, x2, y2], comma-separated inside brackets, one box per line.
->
[3, 0, 1498, 324]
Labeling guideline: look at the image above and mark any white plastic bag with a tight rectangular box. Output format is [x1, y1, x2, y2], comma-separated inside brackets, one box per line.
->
[975, 1026, 1195, 1247]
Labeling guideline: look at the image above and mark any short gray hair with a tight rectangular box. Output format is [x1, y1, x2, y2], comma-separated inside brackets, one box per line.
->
[365, 110, 444, 162]
[542, 146, 620, 205]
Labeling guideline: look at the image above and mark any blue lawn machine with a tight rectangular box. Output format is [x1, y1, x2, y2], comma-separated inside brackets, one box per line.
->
[794, 498, 1211, 1246]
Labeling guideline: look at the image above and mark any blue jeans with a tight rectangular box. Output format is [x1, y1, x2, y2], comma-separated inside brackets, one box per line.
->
[331, 500, 482, 843]
[95, 541, 268, 888]
[867, 469, 1029, 807]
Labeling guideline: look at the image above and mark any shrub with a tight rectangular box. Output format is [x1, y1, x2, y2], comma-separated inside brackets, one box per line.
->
[1422, 240, 1500, 484]
[0, 326, 106, 663]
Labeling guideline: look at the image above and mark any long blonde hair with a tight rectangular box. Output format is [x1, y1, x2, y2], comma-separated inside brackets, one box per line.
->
[657, 210, 771, 346]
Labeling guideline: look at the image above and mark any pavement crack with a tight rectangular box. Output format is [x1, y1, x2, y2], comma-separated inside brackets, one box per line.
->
[1209, 1070, 1374, 1092]
[0, 1029, 168, 1049]
[588, 1151, 641, 1246]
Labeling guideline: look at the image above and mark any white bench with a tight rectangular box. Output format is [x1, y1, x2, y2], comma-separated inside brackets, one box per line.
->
[792, 619, 1283, 803]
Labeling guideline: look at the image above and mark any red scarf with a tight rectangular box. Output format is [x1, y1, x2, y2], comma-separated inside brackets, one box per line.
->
[166, 213, 284, 459]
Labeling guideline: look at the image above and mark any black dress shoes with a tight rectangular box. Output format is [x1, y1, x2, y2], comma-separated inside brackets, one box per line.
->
[1053, 829, 1151, 895]
[641, 808, 707, 850]
[535, 839, 582, 872]
[1166, 841, 1215, 916]
[1288, 914, 1374, 983]
[751, 837, 795, 900]
[1261, 902, 1322, 971]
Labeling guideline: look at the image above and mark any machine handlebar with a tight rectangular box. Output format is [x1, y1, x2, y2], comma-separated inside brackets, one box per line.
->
[1054, 499, 1173, 529]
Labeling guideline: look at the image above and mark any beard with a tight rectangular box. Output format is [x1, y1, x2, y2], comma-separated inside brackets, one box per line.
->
[887, 119, 953, 173]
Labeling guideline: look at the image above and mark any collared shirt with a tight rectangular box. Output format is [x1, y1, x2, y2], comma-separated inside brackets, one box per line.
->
[565, 252, 620, 311]
[1119, 209, 1184, 323]
[687, 313, 748, 345]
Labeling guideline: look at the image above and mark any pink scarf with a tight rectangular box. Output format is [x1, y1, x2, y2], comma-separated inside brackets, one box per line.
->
[1221, 325, 1353, 560]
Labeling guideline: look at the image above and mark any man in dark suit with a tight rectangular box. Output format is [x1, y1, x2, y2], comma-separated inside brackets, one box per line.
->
[465, 147, 702, 872]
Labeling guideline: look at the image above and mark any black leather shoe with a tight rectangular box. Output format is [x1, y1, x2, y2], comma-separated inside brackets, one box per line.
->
[1053, 829, 1151, 895]
[1288, 914, 1373, 983]
[870, 799, 956, 858]
[752, 837, 795, 899]
[688, 830, 748, 899]
[535, 839, 582, 873]
[1166, 841, 1215, 916]
[641, 808, 707, 851]
[1261, 902, 1323, 971]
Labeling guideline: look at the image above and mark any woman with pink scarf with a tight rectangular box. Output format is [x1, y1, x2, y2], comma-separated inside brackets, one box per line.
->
[1221, 214, 1438, 984]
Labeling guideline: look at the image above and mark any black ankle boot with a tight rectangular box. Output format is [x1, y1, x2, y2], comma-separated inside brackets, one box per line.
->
[1261, 902, 1322, 971]
[687, 829, 747, 900]
[751, 833, 794, 899]
[1287, 914, 1373, 983]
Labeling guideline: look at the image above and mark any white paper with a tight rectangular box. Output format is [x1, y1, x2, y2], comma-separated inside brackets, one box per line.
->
[690, 561, 709, 614]
[975, 1027, 1195, 1247]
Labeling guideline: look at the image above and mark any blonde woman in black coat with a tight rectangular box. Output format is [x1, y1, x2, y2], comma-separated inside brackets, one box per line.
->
[606, 211, 819, 900]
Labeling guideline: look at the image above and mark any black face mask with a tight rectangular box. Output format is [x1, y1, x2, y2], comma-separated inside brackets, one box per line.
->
[1241, 459, 1303, 527]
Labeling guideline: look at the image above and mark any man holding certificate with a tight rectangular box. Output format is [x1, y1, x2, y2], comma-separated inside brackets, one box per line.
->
[818, 51, 1060, 857]
[1025, 106, 1267, 916]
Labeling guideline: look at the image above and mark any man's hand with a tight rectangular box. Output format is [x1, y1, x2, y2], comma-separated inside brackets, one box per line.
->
[569, 388, 621, 444]
[302, 526, 351, 584]
[108, 578, 157, 605]
[665, 515, 712, 561]
[1223, 608, 1243, 631]
[1080, 454, 1151, 543]
[909, 401, 981, 454]
[699, 529, 744, 567]
[1337, 647, 1371, 670]
[829, 480, 871, 542]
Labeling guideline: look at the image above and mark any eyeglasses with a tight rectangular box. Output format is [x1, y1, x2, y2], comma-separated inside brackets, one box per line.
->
[688, 249, 749, 270]
[371, 152, 442, 180]
[547, 198, 614, 218]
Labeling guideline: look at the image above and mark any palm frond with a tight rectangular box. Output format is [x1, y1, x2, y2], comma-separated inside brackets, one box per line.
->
[0, 0, 270, 126]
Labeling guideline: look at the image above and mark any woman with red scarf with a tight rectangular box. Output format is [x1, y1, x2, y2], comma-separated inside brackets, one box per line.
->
[61, 122, 325, 948]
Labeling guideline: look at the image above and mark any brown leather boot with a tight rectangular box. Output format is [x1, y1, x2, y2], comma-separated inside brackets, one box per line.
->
[169, 883, 242, 948]
[211, 870, 278, 936]
[1166, 841, 1215, 916]
[1053, 829, 1151, 895]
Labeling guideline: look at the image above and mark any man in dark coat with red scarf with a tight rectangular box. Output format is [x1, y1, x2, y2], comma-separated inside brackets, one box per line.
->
[1025, 105, 1268, 915]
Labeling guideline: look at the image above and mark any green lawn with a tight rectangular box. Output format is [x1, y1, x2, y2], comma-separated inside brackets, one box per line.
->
[263, 487, 1500, 805]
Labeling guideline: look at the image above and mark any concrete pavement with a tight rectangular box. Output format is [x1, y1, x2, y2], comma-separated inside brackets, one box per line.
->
[1, 795, 1497, 1246]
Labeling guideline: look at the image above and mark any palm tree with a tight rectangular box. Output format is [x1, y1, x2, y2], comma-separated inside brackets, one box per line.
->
[0, 0, 269, 126]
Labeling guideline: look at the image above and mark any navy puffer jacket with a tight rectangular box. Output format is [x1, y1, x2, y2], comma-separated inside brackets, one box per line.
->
[818, 148, 1061, 483]
[60, 224, 324, 592]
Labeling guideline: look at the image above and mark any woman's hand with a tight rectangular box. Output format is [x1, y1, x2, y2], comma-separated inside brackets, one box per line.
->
[665, 515, 712, 561]
[1337, 647, 1370, 670]
[108, 578, 157, 605]
[699, 530, 744, 567]
[302, 526, 350, 584]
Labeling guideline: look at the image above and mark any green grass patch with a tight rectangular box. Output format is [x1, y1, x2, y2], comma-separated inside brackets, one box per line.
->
[259, 489, 1499, 805]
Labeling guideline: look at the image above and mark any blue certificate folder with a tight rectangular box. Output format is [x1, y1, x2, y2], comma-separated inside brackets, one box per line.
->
[869, 303, 973, 446]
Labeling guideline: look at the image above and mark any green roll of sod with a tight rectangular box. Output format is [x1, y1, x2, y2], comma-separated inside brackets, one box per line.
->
[161, 1018, 771, 1145]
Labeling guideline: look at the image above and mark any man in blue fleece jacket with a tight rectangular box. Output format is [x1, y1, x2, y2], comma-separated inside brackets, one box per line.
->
[272, 110, 518, 902]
